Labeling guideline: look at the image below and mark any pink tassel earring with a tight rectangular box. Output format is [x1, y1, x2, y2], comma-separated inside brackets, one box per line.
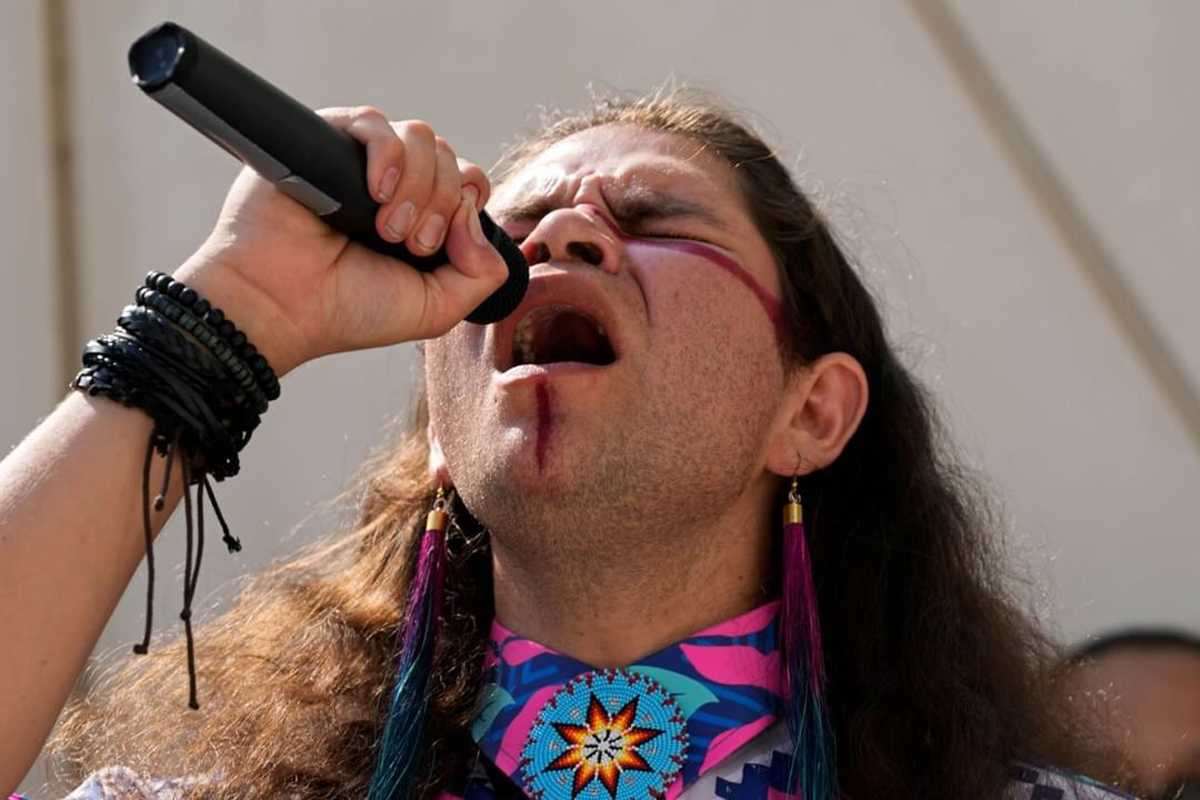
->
[368, 484, 450, 800]
[781, 474, 837, 799]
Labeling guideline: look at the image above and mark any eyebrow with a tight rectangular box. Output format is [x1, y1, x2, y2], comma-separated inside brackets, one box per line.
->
[495, 182, 732, 233]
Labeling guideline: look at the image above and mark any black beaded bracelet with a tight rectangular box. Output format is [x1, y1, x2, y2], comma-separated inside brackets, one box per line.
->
[143, 271, 280, 400]
[141, 274, 280, 401]
[136, 289, 271, 415]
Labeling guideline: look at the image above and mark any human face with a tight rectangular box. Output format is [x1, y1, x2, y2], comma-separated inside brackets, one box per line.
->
[1074, 648, 1200, 794]
[424, 124, 788, 540]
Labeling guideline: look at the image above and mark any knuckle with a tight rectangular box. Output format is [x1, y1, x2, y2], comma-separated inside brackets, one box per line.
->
[399, 119, 435, 141]
[401, 159, 434, 192]
[380, 135, 405, 159]
[457, 161, 489, 188]
[431, 180, 461, 210]
[435, 136, 457, 161]
[316, 107, 359, 130]
[352, 105, 387, 122]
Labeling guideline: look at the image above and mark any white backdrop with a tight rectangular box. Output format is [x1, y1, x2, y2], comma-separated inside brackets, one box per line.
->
[5, 2, 1198, 795]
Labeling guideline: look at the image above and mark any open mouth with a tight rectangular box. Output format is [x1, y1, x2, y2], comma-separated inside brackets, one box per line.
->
[509, 305, 617, 369]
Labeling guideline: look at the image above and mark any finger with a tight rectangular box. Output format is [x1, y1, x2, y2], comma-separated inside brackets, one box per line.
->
[324, 195, 508, 345]
[456, 158, 491, 211]
[375, 120, 437, 244]
[407, 137, 463, 256]
[318, 107, 405, 204]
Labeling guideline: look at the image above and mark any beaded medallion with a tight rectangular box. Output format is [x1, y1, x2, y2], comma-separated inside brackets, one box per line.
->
[519, 668, 688, 800]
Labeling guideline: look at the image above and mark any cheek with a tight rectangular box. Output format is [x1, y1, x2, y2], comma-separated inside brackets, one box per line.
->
[585, 206, 785, 342]
[631, 244, 781, 353]
[625, 239, 786, 347]
[424, 327, 486, 414]
[426, 324, 486, 375]
[634, 252, 784, 401]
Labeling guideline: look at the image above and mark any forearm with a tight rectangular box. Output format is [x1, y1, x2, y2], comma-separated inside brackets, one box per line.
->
[0, 391, 184, 793]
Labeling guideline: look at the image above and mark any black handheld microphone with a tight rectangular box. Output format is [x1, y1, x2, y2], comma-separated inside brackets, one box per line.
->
[127, 21, 527, 325]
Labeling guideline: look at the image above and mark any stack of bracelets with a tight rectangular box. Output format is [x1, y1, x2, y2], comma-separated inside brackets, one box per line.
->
[72, 270, 280, 709]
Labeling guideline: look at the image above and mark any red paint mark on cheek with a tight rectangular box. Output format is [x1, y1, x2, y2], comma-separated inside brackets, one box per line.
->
[535, 380, 551, 472]
[641, 239, 788, 340]
[582, 204, 788, 342]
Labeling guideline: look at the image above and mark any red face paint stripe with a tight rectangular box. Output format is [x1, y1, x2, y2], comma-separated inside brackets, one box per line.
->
[580, 204, 788, 340]
[640, 238, 788, 337]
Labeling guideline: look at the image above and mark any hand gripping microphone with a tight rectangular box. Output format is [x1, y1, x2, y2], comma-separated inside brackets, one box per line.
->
[127, 22, 528, 325]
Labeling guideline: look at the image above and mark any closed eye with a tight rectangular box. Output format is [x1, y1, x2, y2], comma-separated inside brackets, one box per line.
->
[628, 229, 709, 244]
[504, 226, 704, 246]
[616, 210, 712, 244]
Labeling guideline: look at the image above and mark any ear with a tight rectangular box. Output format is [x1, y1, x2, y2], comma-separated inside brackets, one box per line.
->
[426, 423, 453, 487]
[764, 352, 869, 477]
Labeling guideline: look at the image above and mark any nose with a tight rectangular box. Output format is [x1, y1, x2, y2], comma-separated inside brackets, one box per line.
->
[521, 206, 622, 275]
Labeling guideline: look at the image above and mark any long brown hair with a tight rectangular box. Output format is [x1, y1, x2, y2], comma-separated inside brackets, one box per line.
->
[47, 88, 1105, 799]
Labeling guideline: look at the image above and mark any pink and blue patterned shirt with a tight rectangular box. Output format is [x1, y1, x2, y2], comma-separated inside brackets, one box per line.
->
[446, 602, 1134, 800]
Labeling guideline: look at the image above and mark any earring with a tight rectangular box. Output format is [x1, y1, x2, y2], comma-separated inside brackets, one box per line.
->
[368, 485, 451, 800]
[426, 483, 450, 537]
[781, 474, 837, 800]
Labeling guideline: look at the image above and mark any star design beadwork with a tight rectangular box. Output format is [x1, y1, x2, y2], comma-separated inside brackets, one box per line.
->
[547, 692, 661, 797]
[520, 669, 688, 800]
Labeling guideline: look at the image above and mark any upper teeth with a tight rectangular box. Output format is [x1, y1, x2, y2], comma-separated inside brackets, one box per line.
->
[513, 317, 536, 366]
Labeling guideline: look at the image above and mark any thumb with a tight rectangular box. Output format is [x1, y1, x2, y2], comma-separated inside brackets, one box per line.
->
[444, 195, 509, 282]
[412, 197, 508, 337]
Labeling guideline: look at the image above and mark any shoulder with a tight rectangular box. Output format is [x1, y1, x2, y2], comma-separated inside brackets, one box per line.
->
[20, 765, 219, 800]
[1008, 762, 1139, 799]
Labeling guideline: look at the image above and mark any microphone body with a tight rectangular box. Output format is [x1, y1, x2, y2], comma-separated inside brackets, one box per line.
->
[128, 22, 527, 325]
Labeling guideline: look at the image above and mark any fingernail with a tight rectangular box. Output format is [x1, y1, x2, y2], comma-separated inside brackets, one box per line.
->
[385, 201, 414, 240]
[466, 201, 487, 246]
[462, 184, 480, 209]
[379, 167, 399, 201]
[415, 213, 446, 251]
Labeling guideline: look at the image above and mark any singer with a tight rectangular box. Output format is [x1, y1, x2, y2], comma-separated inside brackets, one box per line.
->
[1, 92, 1135, 799]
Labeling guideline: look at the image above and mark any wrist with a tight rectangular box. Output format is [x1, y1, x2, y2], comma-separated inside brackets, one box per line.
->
[173, 252, 307, 378]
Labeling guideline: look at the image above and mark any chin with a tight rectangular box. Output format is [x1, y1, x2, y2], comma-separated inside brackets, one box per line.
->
[450, 412, 626, 530]
[453, 432, 563, 506]
[462, 475, 567, 546]
[505, 446, 574, 497]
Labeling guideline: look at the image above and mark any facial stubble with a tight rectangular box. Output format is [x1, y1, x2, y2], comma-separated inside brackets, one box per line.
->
[424, 326, 783, 604]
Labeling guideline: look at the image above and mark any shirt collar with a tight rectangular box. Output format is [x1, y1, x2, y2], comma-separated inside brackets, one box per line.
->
[470, 601, 782, 799]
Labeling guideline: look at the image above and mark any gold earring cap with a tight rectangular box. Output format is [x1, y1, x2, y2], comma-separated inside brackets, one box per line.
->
[784, 476, 803, 525]
[427, 486, 449, 531]
[426, 506, 448, 531]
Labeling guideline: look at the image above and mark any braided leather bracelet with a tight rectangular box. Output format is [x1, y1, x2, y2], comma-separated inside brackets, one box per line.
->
[143, 271, 280, 400]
